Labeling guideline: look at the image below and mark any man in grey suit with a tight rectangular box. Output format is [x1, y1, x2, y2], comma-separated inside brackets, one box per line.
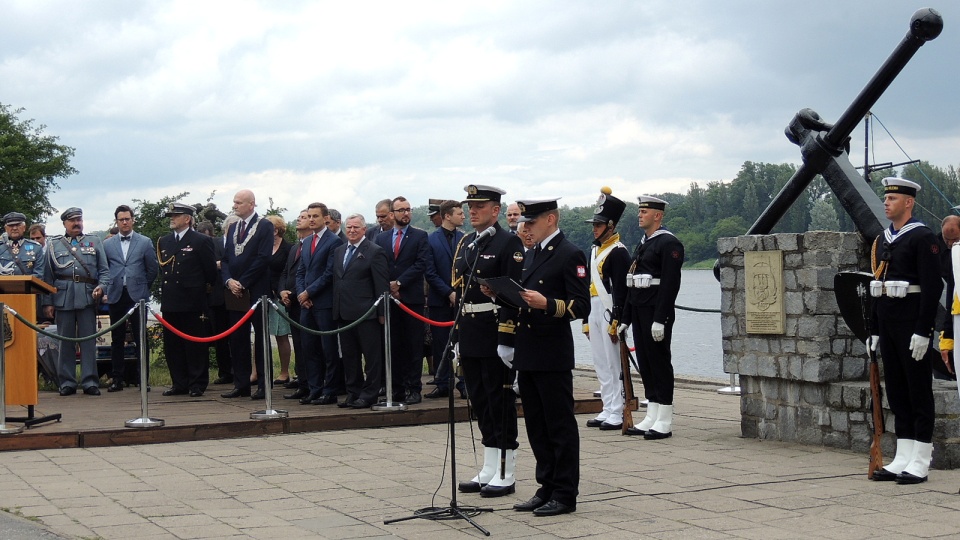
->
[332, 214, 390, 409]
[102, 205, 159, 391]
[42, 207, 110, 396]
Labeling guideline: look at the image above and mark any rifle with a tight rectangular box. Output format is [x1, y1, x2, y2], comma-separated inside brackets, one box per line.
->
[867, 343, 884, 479]
[618, 330, 635, 435]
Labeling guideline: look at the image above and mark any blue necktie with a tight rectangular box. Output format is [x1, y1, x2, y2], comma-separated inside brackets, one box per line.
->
[343, 244, 357, 269]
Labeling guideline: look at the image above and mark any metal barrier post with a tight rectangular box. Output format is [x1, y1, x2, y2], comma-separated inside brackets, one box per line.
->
[373, 292, 406, 411]
[126, 300, 164, 428]
[0, 302, 24, 434]
[252, 295, 288, 420]
[717, 373, 742, 395]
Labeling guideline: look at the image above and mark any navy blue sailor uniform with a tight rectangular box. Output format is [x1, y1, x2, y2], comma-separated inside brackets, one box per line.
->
[871, 219, 941, 445]
[622, 228, 684, 407]
[452, 221, 524, 452]
[514, 229, 590, 510]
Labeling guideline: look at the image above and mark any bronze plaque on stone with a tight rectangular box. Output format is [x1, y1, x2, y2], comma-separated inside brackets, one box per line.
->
[745, 250, 785, 334]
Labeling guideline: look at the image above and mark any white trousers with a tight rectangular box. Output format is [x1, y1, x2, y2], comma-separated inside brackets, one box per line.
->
[588, 296, 623, 423]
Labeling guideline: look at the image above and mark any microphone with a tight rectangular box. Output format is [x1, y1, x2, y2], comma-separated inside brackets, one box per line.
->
[467, 226, 497, 249]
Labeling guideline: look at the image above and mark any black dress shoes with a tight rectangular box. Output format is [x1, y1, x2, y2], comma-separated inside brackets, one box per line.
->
[644, 429, 672, 440]
[513, 496, 545, 511]
[285, 388, 310, 400]
[59, 386, 76, 396]
[83, 386, 101, 396]
[221, 388, 251, 398]
[896, 472, 928, 484]
[458, 387, 467, 399]
[338, 398, 355, 408]
[424, 387, 449, 399]
[250, 389, 265, 400]
[189, 390, 204, 397]
[300, 391, 321, 405]
[212, 376, 234, 385]
[480, 483, 515, 498]
[458, 480, 484, 494]
[599, 422, 622, 431]
[283, 377, 300, 389]
[870, 468, 898, 481]
[311, 394, 338, 405]
[585, 418, 604, 428]
[404, 391, 422, 405]
[349, 398, 372, 409]
[107, 381, 124, 393]
[163, 388, 187, 397]
[532, 500, 575, 516]
[624, 427, 645, 436]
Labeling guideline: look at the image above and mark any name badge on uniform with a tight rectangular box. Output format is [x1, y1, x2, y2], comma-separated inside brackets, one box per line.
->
[181, 246, 193, 252]
[481, 254, 496, 260]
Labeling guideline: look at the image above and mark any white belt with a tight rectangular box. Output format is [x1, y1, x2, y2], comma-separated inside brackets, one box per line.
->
[463, 302, 498, 314]
[869, 280, 920, 298]
[626, 274, 661, 288]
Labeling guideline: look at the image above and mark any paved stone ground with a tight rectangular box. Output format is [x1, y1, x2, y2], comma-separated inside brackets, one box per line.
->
[1, 372, 960, 539]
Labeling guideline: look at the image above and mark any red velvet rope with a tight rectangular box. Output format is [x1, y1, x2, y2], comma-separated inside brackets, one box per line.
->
[393, 298, 455, 327]
[152, 304, 258, 343]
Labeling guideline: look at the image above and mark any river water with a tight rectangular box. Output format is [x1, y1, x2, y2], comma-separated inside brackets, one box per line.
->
[572, 269, 725, 380]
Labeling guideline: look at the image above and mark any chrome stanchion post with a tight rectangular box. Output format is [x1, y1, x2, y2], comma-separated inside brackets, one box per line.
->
[252, 296, 287, 419]
[373, 292, 406, 411]
[126, 300, 163, 428]
[0, 302, 24, 435]
[717, 372, 742, 395]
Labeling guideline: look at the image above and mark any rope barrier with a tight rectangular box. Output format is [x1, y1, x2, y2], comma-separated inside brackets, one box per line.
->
[149, 298, 261, 343]
[675, 304, 720, 314]
[268, 297, 382, 336]
[3, 303, 136, 342]
[389, 297, 455, 327]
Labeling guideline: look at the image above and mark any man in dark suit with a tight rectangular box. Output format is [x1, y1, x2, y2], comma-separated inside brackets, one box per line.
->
[280, 210, 310, 400]
[326, 208, 348, 243]
[425, 200, 465, 399]
[157, 203, 218, 397]
[198, 219, 233, 385]
[332, 214, 389, 409]
[453, 185, 525, 498]
[375, 196, 431, 405]
[364, 199, 395, 241]
[221, 189, 275, 399]
[511, 198, 590, 517]
[296, 202, 345, 405]
[103, 205, 159, 391]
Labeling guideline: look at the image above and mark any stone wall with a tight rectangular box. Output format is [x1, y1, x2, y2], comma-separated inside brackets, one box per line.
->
[719, 231, 960, 468]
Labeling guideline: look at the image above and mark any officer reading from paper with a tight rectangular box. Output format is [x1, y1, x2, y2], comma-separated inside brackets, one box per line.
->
[868, 177, 941, 484]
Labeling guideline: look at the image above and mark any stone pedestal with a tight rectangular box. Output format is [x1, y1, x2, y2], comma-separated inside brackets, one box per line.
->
[719, 231, 960, 469]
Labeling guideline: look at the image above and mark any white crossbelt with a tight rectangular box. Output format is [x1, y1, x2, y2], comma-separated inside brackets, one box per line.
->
[463, 302, 498, 313]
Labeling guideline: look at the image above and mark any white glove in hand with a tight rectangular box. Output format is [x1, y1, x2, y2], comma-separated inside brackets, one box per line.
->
[619, 322, 631, 335]
[497, 344, 515, 369]
[651, 322, 665, 342]
[909, 334, 930, 361]
[866, 335, 879, 352]
[453, 342, 460, 359]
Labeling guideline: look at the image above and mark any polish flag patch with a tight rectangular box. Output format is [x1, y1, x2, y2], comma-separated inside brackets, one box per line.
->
[577, 265, 586, 277]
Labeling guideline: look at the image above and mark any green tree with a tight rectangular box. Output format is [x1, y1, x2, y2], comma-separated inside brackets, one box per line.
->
[0, 103, 77, 221]
[808, 198, 840, 231]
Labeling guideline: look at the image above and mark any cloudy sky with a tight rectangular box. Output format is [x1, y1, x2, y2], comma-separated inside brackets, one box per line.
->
[2, 1, 957, 230]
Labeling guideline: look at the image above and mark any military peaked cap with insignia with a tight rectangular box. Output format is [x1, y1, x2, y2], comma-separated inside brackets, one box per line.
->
[462, 184, 506, 204]
[60, 207, 83, 221]
[165, 202, 196, 217]
[2, 212, 26, 226]
[637, 196, 668, 211]
[882, 177, 921, 197]
[516, 198, 560, 222]
[584, 186, 625, 225]
[427, 198, 445, 217]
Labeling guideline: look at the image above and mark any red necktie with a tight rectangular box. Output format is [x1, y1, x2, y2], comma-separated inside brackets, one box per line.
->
[393, 229, 403, 257]
[312, 233, 321, 254]
[295, 241, 302, 261]
[237, 220, 247, 242]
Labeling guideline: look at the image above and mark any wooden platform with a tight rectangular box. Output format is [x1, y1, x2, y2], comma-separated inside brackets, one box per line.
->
[0, 379, 616, 452]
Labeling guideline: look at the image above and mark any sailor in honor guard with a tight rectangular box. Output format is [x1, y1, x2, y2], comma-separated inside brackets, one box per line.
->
[582, 188, 631, 431]
[868, 177, 942, 484]
[511, 197, 590, 516]
[42, 207, 110, 396]
[0, 212, 45, 279]
[621, 195, 684, 439]
[453, 184, 525, 498]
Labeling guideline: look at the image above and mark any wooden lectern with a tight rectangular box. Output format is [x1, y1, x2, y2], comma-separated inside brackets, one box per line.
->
[0, 276, 56, 411]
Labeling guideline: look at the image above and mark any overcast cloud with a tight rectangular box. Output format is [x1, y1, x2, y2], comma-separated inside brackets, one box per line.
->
[1, 0, 956, 230]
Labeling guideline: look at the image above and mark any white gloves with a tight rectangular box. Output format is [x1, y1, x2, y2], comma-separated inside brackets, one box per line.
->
[909, 334, 930, 361]
[651, 322, 664, 342]
[497, 345, 515, 369]
[453, 342, 460, 359]
[866, 335, 879, 352]
[619, 322, 631, 335]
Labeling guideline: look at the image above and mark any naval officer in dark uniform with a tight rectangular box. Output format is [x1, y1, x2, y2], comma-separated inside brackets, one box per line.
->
[157, 203, 218, 397]
[511, 198, 590, 517]
[868, 177, 942, 484]
[0, 212, 45, 279]
[453, 185, 524, 498]
[622, 195, 684, 439]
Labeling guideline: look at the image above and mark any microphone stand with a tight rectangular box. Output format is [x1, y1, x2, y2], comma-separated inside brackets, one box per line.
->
[384, 237, 493, 536]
